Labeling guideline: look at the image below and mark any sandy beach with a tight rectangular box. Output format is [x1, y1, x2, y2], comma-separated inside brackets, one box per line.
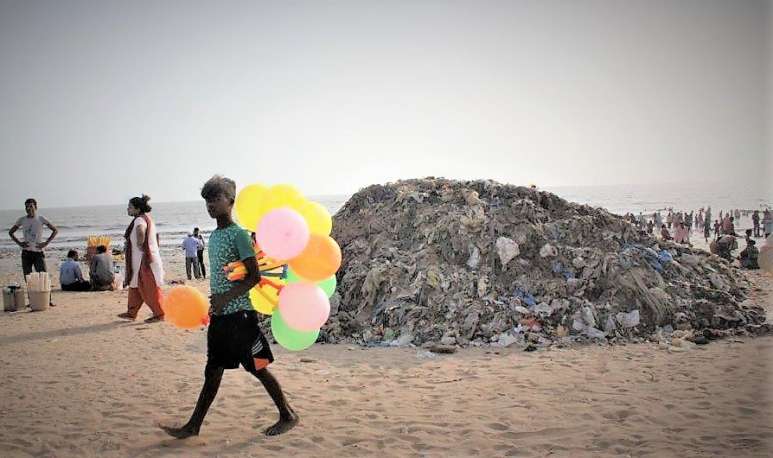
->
[0, 245, 771, 458]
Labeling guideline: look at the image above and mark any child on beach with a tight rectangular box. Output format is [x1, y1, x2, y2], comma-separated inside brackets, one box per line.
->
[162, 175, 298, 438]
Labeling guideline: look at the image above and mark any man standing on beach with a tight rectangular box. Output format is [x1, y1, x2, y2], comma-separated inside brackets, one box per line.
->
[182, 233, 202, 280]
[194, 227, 206, 278]
[8, 198, 58, 306]
[752, 211, 761, 238]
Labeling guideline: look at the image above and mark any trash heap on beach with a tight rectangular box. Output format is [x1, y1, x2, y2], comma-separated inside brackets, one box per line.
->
[307, 178, 767, 349]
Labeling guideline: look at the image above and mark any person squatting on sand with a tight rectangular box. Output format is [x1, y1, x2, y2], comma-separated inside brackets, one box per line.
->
[162, 175, 298, 439]
[90, 245, 115, 291]
[660, 224, 672, 241]
[9, 198, 58, 306]
[118, 195, 165, 323]
[739, 239, 759, 270]
[59, 249, 92, 291]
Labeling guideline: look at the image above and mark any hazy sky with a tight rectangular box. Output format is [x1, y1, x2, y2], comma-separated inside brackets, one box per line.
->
[1, 0, 770, 209]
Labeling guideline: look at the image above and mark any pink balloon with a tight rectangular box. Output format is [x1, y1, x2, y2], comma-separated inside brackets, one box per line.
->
[256, 208, 310, 260]
[278, 283, 330, 331]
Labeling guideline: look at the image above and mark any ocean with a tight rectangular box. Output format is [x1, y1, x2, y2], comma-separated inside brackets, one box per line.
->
[0, 183, 769, 254]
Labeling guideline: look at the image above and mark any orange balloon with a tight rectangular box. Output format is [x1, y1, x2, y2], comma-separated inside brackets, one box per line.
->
[289, 234, 342, 282]
[162, 286, 210, 329]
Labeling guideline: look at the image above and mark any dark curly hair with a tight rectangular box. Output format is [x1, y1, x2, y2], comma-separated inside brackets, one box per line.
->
[129, 194, 152, 213]
[201, 175, 236, 203]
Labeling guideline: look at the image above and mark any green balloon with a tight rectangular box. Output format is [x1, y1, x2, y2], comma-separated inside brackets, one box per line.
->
[287, 268, 336, 297]
[319, 275, 337, 297]
[285, 268, 301, 283]
[271, 311, 319, 351]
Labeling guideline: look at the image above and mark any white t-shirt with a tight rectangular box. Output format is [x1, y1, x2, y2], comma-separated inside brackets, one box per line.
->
[14, 215, 52, 252]
[128, 216, 164, 288]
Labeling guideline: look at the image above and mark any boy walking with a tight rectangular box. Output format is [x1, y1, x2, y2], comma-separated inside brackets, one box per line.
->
[162, 176, 297, 438]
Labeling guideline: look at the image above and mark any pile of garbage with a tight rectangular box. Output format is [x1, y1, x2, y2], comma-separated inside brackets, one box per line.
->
[314, 178, 767, 348]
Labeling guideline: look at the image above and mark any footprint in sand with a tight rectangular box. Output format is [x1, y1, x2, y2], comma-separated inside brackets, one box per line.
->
[737, 406, 759, 416]
[486, 422, 510, 431]
[326, 399, 349, 407]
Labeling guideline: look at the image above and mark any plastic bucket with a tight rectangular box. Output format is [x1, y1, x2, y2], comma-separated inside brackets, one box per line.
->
[28, 291, 49, 312]
[3, 289, 15, 311]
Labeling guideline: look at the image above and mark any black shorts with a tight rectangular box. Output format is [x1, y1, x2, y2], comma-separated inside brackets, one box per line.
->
[207, 310, 274, 371]
[21, 250, 47, 276]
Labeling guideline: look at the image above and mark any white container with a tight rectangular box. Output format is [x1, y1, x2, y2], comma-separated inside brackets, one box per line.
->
[113, 273, 124, 291]
[28, 291, 49, 312]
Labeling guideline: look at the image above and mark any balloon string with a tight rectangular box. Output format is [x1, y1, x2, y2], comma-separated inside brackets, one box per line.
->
[259, 277, 284, 291]
[259, 263, 285, 272]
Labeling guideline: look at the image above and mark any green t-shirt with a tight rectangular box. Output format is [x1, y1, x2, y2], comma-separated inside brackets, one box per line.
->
[208, 223, 256, 315]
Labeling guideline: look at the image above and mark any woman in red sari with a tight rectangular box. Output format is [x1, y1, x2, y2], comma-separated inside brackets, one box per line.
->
[118, 195, 165, 323]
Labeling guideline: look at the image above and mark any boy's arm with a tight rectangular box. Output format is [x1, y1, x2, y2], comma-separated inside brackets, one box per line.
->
[41, 217, 58, 247]
[8, 224, 27, 248]
[210, 256, 260, 314]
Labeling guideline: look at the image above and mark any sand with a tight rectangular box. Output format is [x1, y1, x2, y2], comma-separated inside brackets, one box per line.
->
[1, 246, 772, 457]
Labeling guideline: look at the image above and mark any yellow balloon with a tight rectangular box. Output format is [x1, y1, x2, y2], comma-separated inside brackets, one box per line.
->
[257, 184, 305, 218]
[299, 201, 332, 235]
[235, 184, 269, 231]
[250, 287, 278, 315]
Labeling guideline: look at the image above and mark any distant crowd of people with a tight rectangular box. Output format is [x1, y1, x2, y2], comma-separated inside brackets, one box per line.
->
[624, 207, 771, 269]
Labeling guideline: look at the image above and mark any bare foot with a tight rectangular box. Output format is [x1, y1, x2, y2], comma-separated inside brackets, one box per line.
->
[160, 424, 199, 439]
[264, 413, 299, 436]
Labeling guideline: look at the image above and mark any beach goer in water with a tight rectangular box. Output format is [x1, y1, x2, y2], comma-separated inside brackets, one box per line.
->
[704, 207, 712, 240]
[194, 227, 206, 279]
[182, 233, 202, 280]
[60, 250, 91, 291]
[725, 217, 738, 236]
[666, 211, 673, 229]
[118, 195, 165, 323]
[162, 175, 298, 439]
[752, 211, 761, 238]
[90, 245, 115, 291]
[9, 198, 58, 306]
[674, 222, 691, 245]
[763, 209, 772, 238]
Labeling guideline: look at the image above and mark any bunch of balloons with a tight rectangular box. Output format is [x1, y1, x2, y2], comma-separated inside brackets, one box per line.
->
[234, 183, 342, 351]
